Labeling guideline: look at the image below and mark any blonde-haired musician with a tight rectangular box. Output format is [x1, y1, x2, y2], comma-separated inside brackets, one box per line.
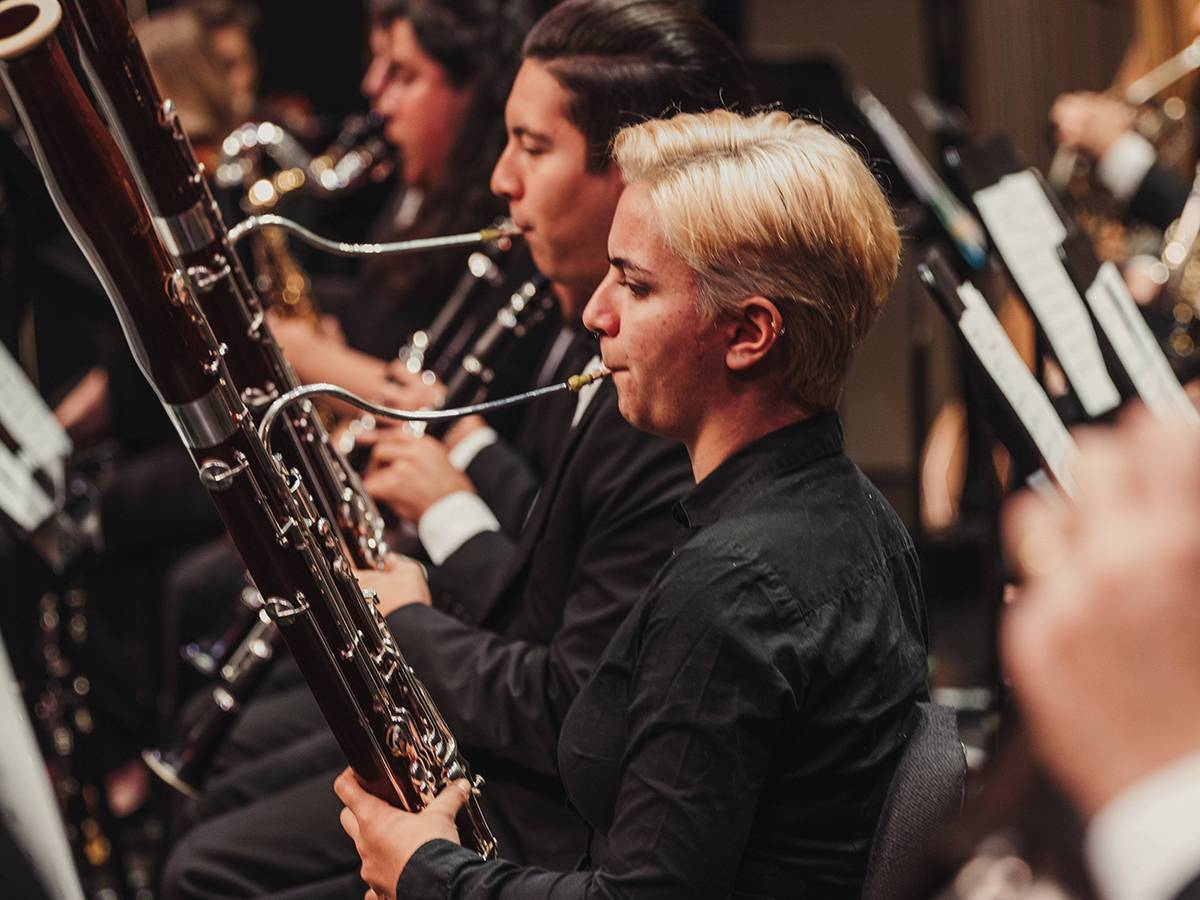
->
[336, 108, 931, 900]
[604, 108, 901, 416]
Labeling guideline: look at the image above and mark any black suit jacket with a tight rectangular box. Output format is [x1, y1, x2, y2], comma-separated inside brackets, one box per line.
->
[467, 438, 542, 538]
[1129, 160, 1191, 231]
[463, 328, 587, 538]
[387, 377, 693, 868]
[1179, 873, 1200, 900]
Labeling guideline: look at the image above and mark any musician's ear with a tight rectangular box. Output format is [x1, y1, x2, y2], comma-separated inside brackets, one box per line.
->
[724, 297, 784, 372]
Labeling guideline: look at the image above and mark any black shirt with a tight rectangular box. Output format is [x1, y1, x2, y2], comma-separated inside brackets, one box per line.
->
[398, 411, 929, 899]
[398, 352, 694, 870]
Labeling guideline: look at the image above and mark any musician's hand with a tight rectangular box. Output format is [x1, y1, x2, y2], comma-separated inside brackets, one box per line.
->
[54, 366, 112, 442]
[348, 377, 445, 445]
[1001, 410, 1200, 818]
[364, 366, 485, 452]
[335, 768, 468, 900]
[318, 314, 347, 345]
[1050, 92, 1134, 159]
[363, 432, 474, 521]
[267, 311, 323, 363]
[355, 553, 431, 616]
[376, 378, 445, 417]
[384, 358, 422, 388]
[1186, 377, 1200, 412]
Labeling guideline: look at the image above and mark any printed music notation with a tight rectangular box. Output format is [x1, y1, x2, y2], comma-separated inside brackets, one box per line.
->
[0, 442, 56, 533]
[1084, 262, 1200, 428]
[974, 171, 1121, 419]
[0, 343, 72, 533]
[0, 344, 71, 478]
[956, 282, 1079, 498]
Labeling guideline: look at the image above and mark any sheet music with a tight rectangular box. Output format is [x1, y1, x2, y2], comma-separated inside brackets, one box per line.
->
[974, 171, 1121, 418]
[0, 636, 86, 900]
[956, 283, 1079, 497]
[0, 442, 55, 533]
[1085, 262, 1200, 427]
[0, 343, 71, 481]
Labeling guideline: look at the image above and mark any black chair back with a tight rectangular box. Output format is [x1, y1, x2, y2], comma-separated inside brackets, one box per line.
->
[861, 701, 967, 900]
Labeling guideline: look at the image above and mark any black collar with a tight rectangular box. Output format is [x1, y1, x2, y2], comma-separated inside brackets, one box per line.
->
[672, 411, 844, 530]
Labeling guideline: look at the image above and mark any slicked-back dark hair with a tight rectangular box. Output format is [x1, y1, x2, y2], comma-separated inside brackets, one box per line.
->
[523, 0, 755, 172]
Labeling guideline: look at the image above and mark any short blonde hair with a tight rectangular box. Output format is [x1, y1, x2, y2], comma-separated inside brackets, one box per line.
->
[612, 109, 900, 411]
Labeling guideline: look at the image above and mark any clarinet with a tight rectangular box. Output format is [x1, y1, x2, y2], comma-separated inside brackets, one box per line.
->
[339, 242, 511, 463]
[0, 0, 495, 855]
[399, 243, 510, 378]
[427, 276, 556, 439]
[57, 0, 387, 571]
[144, 277, 558, 797]
[179, 583, 263, 677]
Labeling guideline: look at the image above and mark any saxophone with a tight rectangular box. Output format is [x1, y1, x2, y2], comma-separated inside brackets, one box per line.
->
[0, 0, 496, 855]
[222, 113, 393, 323]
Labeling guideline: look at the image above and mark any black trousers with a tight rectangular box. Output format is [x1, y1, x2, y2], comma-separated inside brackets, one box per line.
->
[159, 536, 248, 725]
[162, 660, 360, 899]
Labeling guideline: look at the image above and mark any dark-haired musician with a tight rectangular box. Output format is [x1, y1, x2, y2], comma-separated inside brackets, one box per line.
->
[269, 0, 532, 387]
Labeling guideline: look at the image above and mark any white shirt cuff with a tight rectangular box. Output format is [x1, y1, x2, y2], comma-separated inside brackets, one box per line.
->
[1096, 132, 1157, 204]
[447, 426, 498, 472]
[417, 490, 500, 566]
[1086, 749, 1200, 900]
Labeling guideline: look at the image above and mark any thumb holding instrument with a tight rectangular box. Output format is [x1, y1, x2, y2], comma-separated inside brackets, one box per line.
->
[336, 767, 470, 899]
[354, 554, 431, 616]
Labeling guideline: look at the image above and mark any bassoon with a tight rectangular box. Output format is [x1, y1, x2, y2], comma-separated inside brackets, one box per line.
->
[57, 0, 389, 571]
[145, 274, 558, 797]
[0, 0, 496, 856]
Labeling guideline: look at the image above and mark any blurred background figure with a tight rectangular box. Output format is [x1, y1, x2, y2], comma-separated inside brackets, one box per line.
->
[1047, 0, 1200, 387]
[1051, 0, 1200, 234]
[269, 0, 536, 390]
[1002, 412, 1200, 900]
[135, 7, 244, 168]
[184, 0, 262, 122]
